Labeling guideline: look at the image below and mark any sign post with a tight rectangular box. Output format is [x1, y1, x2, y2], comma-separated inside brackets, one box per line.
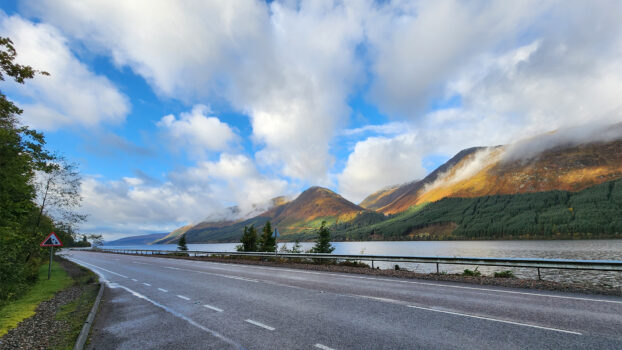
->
[274, 228, 279, 257]
[40, 232, 63, 280]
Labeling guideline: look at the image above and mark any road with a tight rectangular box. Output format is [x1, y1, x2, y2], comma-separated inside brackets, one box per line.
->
[63, 250, 622, 349]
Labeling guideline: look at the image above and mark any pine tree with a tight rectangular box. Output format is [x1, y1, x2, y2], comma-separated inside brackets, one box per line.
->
[291, 240, 302, 253]
[239, 225, 258, 252]
[311, 221, 335, 254]
[258, 221, 276, 252]
[177, 233, 188, 251]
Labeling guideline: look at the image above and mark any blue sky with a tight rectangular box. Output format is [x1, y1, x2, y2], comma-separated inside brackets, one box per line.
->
[2, 1, 621, 239]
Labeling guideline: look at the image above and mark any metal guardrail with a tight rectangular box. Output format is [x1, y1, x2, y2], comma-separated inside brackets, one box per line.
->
[86, 248, 622, 278]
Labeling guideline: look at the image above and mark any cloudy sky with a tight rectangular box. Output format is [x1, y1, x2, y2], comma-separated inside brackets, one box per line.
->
[2, 0, 621, 239]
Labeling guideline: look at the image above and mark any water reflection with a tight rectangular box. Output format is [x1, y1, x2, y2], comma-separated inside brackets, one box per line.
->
[103, 240, 622, 288]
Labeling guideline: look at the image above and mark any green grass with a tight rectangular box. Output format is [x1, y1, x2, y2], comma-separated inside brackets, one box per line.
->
[0, 261, 73, 337]
[51, 283, 98, 350]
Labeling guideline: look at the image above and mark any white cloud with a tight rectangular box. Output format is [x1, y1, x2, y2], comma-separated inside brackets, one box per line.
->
[157, 105, 237, 155]
[0, 12, 129, 130]
[25, 0, 368, 183]
[81, 153, 288, 238]
[338, 134, 426, 203]
[366, 0, 541, 117]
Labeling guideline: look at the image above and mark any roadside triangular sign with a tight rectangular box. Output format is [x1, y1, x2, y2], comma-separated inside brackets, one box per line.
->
[40, 232, 63, 247]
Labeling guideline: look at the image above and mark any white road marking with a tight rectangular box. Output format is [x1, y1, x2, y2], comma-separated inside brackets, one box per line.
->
[107, 283, 241, 348]
[203, 304, 223, 312]
[158, 288, 168, 292]
[131, 278, 138, 282]
[177, 295, 190, 301]
[315, 344, 335, 350]
[142, 283, 151, 287]
[245, 319, 275, 331]
[407, 305, 582, 335]
[199, 262, 622, 305]
[69, 258, 128, 278]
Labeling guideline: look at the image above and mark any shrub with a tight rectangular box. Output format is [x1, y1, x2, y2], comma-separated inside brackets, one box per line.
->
[462, 267, 481, 277]
[494, 270, 515, 278]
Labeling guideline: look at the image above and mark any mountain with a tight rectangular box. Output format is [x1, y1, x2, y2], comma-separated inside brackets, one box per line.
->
[105, 232, 168, 246]
[158, 187, 368, 244]
[359, 147, 485, 211]
[333, 178, 622, 241]
[152, 224, 194, 244]
[362, 137, 622, 214]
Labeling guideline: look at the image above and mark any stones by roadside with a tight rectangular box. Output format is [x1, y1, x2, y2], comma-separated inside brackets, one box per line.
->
[152, 254, 622, 297]
[0, 285, 82, 350]
[0, 257, 98, 350]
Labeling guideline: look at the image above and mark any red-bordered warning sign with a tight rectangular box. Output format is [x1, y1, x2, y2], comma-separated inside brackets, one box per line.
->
[40, 232, 63, 247]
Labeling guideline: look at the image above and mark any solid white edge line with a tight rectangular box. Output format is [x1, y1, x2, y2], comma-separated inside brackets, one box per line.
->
[177, 295, 190, 301]
[158, 288, 168, 292]
[203, 304, 223, 312]
[406, 305, 582, 335]
[66, 258, 242, 348]
[314, 344, 335, 350]
[245, 319, 275, 331]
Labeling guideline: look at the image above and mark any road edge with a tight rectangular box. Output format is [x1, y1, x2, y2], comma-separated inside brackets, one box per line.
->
[73, 282, 104, 350]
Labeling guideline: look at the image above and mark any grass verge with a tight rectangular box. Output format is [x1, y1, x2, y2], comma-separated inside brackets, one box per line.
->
[0, 261, 73, 337]
[51, 263, 99, 350]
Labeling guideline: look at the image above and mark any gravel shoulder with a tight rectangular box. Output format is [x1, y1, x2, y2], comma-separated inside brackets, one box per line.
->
[0, 256, 99, 350]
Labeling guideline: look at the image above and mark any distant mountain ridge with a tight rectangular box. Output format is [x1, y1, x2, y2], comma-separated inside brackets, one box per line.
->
[157, 187, 367, 244]
[105, 232, 168, 246]
[154, 123, 622, 244]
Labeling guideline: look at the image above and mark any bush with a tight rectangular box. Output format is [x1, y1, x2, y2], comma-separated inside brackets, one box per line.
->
[462, 267, 481, 277]
[493, 270, 515, 278]
[394, 264, 400, 270]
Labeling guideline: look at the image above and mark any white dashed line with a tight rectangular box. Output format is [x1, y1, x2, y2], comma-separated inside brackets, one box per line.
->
[142, 283, 151, 287]
[245, 319, 275, 331]
[131, 278, 138, 282]
[314, 344, 335, 350]
[158, 288, 168, 292]
[177, 295, 190, 301]
[406, 305, 582, 335]
[203, 304, 223, 312]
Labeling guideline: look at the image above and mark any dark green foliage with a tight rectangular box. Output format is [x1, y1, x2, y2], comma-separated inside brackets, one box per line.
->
[463, 267, 481, 277]
[258, 221, 276, 252]
[494, 270, 515, 278]
[177, 234, 188, 251]
[310, 221, 335, 254]
[331, 179, 622, 240]
[0, 37, 55, 306]
[238, 225, 258, 252]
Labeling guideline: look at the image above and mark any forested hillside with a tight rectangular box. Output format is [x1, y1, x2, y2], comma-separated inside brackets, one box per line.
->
[329, 178, 622, 241]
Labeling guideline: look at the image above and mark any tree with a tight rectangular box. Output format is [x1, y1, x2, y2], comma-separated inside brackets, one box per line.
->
[311, 221, 335, 254]
[258, 221, 276, 252]
[291, 240, 303, 253]
[238, 225, 258, 252]
[33, 159, 85, 235]
[177, 234, 188, 251]
[0, 36, 53, 305]
[88, 234, 104, 248]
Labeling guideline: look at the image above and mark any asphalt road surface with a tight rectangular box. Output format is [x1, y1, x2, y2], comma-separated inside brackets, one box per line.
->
[63, 250, 622, 350]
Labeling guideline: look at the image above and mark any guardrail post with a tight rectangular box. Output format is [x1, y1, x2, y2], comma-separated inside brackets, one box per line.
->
[436, 263, 439, 274]
[537, 268, 541, 280]
[371, 260, 374, 269]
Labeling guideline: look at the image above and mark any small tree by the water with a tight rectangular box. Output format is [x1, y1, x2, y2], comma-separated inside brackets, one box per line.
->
[177, 234, 188, 251]
[238, 225, 258, 252]
[311, 221, 335, 254]
[258, 221, 276, 252]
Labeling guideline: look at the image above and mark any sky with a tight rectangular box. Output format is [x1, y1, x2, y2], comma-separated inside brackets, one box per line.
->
[1, 0, 622, 240]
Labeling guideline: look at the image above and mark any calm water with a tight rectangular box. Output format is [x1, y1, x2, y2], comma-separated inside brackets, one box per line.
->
[102, 240, 622, 288]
